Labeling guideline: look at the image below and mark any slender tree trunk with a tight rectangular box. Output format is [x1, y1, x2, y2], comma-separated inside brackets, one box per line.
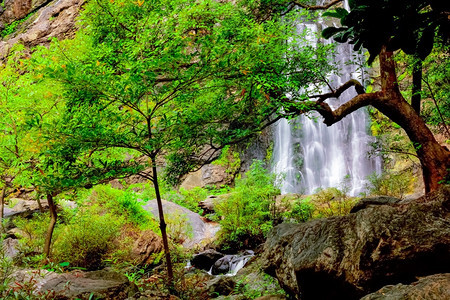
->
[411, 59, 422, 114]
[36, 198, 44, 213]
[151, 156, 174, 287]
[0, 185, 5, 233]
[43, 193, 57, 258]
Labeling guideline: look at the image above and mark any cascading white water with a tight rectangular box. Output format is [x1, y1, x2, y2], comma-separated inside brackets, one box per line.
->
[272, 2, 381, 196]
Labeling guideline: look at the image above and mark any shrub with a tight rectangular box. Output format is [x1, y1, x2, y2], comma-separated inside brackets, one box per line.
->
[285, 197, 315, 223]
[52, 207, 123, 269]
[366, 170, 414, 199]
[90, 185, 159, 232]
[13, 214, 51, 262]
[215, 160, 280, 250]
[310, 187, 358, 218]
[164, 187, 208, 214]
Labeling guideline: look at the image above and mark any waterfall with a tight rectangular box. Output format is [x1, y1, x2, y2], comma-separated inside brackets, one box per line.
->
[272, 2, 381, 196]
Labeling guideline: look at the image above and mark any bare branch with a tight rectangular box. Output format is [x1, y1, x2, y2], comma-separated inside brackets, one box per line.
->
[292, 0, 343, 10]
[310, 79, 366, 102]
[316, 91, 383, 126]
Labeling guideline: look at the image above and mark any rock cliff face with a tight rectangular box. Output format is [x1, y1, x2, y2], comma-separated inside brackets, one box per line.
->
[0, 0, 83, 59]
[261, 186, 450, 299]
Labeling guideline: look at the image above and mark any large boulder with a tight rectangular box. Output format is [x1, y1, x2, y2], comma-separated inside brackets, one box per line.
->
[261, 186, 450, 299]
[10, 268, 138, 299]
[142, 199, 220, 249]
[361, 273, 450, 300]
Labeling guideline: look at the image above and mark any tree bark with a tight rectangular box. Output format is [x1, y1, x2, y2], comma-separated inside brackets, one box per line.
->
[151, 156, 174, 288]
[313, 46, 449, 193]
[411, 59, 423, 114]
[43, 193, 57, 258]
[0, 185, 5, 233]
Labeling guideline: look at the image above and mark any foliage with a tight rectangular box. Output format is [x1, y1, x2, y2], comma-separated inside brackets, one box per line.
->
[165, 210, 193, 245]
[285, 197, 315, 223]
[366, 170, 415, 199]
[52, 206, 123, 269]
[13, 214, 52, 263]
[394, 42, 450, 132]
[0, 12, 34, 38]
[89, 185, 159, 232]
[212, 145, 242, 176]
[163, 187, 208, 214]
[309, 187, 358, 218]
[322, 0, 448, 64]
[215, 160, 280, 250]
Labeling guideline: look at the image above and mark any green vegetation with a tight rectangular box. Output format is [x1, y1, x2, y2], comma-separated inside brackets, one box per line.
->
[0, 0, 448, 298]
[0, 12, 34, 38]
[214, 161, 280, 250]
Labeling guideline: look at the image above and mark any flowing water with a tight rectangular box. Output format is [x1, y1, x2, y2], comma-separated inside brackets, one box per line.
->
[272, 2, 381, 196]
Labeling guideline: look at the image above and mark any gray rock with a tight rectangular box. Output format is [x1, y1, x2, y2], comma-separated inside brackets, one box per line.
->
[191, 249, 224, 271]
[2, 237, 19, 259]
[10, 268, 138, 299]
[212, 255, 237, 275]
[142, 199, 220, 249]
[261, 186, 450, 299]
[207, 276, 236, 298]
[361, 273, 450, 299]
[350, 196, 401, 213]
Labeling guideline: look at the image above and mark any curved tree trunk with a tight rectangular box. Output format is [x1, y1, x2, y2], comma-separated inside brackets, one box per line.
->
[43, 193, 57, 258]
[314, 46, 449, 193]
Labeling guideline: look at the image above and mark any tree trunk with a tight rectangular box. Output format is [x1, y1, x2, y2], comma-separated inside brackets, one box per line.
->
[375, 47, 449, 193]
[43, 193, 57, 258]
[151, 156, 174, 288]
[36, 198, 44, 213]
[0, 185, 5, 233]
[411, 59, 422, 114]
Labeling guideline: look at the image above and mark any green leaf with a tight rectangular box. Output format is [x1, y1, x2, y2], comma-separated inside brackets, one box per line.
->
[322, 27, 345, 39]
[322, 8, 349, 19]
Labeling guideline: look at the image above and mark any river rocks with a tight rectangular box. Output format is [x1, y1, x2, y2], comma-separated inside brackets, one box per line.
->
[212, 255, 235, 275]
[261, 186, 450, 299]
[212, 251, 255, 275]
[10, 268, 138, 299]
[131, 230, 163, 265]
[191, 249, 224, 271]
[361, 273, 450, 300]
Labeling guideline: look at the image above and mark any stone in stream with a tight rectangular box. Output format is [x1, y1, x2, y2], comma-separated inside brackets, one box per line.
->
[191, 249, 224, 271]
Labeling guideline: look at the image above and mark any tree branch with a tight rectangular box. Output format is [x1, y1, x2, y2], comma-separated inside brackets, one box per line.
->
[310, 79, 366, 102]
[292, 0, 343, 10]
[316, 92, 383, 126]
